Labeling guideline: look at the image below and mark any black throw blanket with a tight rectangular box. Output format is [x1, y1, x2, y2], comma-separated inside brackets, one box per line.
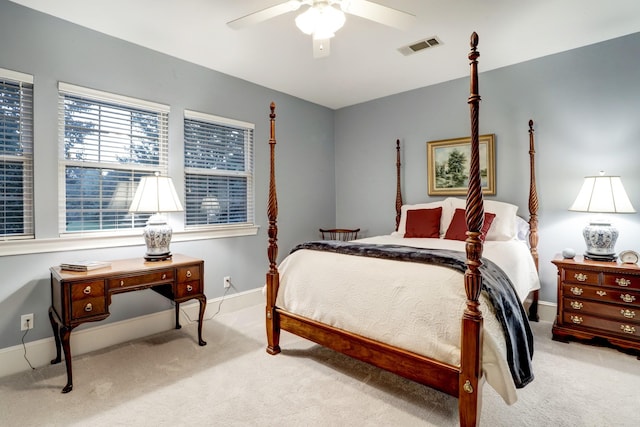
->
[290, 240, 534, 388]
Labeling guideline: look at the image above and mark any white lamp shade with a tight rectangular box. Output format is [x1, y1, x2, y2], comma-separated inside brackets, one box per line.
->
[569, 175, 635, 213]
[128, 175, 184, 214]
[295, 4, 345, 39]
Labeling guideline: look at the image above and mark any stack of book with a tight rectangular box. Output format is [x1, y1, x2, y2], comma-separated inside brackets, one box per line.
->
[60, 260, 112, 272]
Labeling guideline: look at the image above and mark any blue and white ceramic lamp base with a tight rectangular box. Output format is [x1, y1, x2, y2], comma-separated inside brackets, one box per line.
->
[582, 221, 618, 262]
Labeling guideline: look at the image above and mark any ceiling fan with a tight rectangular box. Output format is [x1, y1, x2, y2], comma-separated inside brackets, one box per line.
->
[227, 0, 415, 58]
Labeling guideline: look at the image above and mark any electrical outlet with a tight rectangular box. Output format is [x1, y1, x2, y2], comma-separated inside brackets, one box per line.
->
[21, 313, 34, 331]
[223, 276, 231, 289]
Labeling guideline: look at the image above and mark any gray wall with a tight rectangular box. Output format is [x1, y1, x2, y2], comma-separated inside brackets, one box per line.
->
[0, 1, 335, 349]
[334, 32, 640, 303]
[2, 0, 639, 353]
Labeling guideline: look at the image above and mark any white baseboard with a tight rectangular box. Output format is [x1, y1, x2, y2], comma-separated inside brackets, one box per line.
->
[537, 299, 556, 323]
[0, 287, 263, 379]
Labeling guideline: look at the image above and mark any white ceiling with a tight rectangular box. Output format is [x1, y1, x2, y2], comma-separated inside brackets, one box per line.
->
[10, 0, 640, 109]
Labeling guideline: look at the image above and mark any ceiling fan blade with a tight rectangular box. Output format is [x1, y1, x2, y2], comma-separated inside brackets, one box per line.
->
[341, 0, 415, 29]
[227, 1, 303, 30]
[313, 38, 331, 58]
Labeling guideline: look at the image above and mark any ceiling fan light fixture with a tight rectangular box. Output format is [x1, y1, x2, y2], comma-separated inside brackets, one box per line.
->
[295, 3, 345, 39]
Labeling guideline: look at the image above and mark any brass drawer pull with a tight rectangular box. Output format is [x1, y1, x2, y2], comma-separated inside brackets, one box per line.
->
[574, 273, 588, 282]
[596, 290, 607, 297]
[186, 285, 193, 292]
[83, 286, 92, 295]
[620, 294, 636, 303]
[570, 287, 583, 296]
[621, 309, 636, 319]
[570, 315, 583, 324]
[570, 301, 583, 310]
[162, 273, 167, 280]
[120, 280, 125, 287]
[186, 270, 192, 278]
[615, 278, 631, 287]
[84, 303, 93, 312]
[620, 324, 636, 334]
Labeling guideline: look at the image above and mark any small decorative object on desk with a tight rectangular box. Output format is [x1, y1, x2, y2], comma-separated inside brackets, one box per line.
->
[619, 250, 639, 265]
[561, 248, 576, 259]
[60, 260, 112, 272]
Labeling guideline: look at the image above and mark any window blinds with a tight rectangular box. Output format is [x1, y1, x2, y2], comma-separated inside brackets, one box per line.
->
[58, 83, 169, 234]
[0, 68, 34, 241]
[184, 110, 254, 228]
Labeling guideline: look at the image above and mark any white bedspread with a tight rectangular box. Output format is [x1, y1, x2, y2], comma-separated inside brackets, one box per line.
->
[276, 235, 540, 404]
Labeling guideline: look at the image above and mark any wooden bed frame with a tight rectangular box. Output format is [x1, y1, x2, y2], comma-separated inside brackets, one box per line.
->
[265, 33, 539, 427]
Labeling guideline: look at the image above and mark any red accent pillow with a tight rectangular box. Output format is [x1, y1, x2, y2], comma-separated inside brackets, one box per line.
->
[444, 208, 496, 242]
[404, 207, 442, 238]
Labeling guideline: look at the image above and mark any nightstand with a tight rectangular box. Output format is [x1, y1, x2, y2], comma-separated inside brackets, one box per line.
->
[552, 256, 640, 356]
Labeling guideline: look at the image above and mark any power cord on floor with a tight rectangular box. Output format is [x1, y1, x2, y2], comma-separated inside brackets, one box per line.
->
[210, 281, 232, 320]
[175, 279, 233, 323]
[22, 319, 35, 370]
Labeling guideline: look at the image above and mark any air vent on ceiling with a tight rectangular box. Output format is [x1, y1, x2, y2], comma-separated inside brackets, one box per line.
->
[398, 36, 442, 56]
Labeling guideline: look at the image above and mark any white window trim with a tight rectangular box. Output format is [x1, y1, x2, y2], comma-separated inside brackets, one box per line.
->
[184, 109, 254, 130]
[0, 68, 33, 84]
[59, 82, 169, 113]
[0, 226, 259, 257]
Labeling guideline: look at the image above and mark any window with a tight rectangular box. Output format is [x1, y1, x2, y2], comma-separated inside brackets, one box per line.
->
[0, 68, 34, 241]
[184, 110, 254, 229]
[58, 83, 169, 234]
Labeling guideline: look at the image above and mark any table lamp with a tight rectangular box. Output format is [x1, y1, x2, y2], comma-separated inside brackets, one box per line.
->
[129, 173, 184, 261]
[569, 171, 635, 261]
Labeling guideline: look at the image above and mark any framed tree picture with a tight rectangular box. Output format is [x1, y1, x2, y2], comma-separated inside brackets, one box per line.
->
[427, 134, 496, 196]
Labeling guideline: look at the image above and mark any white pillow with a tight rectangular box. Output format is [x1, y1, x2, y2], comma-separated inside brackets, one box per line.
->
[516, 216, 530, 241]
[396, 201, 445, 236]
[443, 197, 519, 241]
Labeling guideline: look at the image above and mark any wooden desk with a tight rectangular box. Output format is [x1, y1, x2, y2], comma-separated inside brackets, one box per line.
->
[49, 254, 207, 393]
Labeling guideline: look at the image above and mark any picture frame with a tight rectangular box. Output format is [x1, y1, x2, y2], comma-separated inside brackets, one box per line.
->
[427, 134, 496, 196]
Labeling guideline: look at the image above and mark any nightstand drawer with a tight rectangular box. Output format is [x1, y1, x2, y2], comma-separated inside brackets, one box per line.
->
[562, 284, 640, 306]
[108, 269, 174, 291]
[563, 297, 640, 321]
[563, 268, 599, 285]
[562, 312, 640, 338]
[602, 273, 640, 290]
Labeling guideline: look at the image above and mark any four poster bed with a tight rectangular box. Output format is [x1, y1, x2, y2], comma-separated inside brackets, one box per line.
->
[264, 33, 540, 427]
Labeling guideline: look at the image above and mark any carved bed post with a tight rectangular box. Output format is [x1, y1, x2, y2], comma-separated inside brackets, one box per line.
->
[460, 32, 483, 427]
[266, 102, 281, 355]
[527, 119, 540, 321]
[395, 139, 403, 231]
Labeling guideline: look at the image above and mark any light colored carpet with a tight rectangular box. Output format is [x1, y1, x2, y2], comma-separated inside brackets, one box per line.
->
[1, 304, 639, 426]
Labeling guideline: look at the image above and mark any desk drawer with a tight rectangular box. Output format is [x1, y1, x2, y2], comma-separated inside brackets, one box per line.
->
[71, 296, 107, 320]
[177, 265, 201, 283]
[71, 280, 105, 300]
[176, 280, 201, 299]
[108, 269, 174, 291]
